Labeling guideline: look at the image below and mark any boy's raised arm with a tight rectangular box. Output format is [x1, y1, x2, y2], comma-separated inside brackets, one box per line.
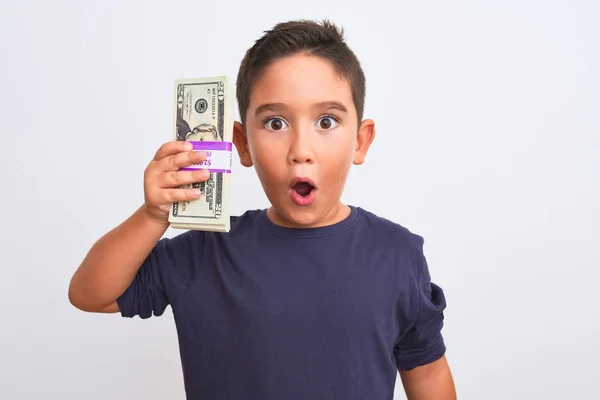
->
[68, 205, 169, 312]
[68, 141, 209, 313]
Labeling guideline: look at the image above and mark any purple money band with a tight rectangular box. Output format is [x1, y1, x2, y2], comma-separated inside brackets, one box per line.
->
[180, 141, 233, 173]
[179, 168, 232, 173]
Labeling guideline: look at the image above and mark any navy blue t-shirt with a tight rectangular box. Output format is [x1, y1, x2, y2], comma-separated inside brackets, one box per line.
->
[117, 206, 447, 399]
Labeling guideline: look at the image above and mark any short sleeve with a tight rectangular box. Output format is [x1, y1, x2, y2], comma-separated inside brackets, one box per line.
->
[394, 236, 447, 370]
[116, 235, 190, 319]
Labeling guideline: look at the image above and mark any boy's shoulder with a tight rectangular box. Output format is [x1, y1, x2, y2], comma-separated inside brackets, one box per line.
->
[353, 206, 426, 249]
[355, 206, 419, 233]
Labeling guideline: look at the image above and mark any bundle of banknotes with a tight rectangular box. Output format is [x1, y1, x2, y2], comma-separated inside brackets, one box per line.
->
[168, 76, 234, 232]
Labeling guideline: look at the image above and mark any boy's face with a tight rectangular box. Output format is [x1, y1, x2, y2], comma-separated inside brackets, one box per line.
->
[233, 54, 375, 228]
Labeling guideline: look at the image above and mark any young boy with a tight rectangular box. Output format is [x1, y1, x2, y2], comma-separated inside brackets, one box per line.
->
[69, 19, 456, 400]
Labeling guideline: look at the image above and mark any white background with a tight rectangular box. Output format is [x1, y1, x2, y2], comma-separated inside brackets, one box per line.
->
[1, 0, 598, 399]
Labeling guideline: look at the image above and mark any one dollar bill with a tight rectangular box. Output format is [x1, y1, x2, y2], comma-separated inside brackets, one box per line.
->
[168, 76, 234, 232]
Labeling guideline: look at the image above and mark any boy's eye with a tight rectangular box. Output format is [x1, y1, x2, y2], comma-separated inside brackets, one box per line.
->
[316, 116, 338, 130]
[264, 118, 288, 131]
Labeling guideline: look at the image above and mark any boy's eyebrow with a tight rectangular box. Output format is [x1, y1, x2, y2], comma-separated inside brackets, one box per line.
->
[317, 101, 348, 113]
[254, 101, 348, 117]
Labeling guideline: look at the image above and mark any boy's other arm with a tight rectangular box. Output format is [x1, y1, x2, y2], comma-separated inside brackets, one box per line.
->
[68, 141, 209, 313]
[399, 355, 456, 400]
[395, 234, 455, 398]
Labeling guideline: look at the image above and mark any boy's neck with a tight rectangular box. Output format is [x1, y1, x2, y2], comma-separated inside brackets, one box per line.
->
[266, 201, 352, 229]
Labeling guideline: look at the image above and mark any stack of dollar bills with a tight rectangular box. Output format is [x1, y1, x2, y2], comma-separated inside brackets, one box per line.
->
[168, 76, 234, 232]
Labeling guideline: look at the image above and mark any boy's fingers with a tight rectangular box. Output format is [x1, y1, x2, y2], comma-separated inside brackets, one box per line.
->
[153, 140, 193, 161]
[165, 188, 202, 203]
[160, 169, 210, 188]
[160, 150, 207, 171]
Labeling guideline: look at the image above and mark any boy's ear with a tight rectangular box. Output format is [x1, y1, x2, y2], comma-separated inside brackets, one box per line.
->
[233, 121, 253, 167]
[353, 118, 375, 165]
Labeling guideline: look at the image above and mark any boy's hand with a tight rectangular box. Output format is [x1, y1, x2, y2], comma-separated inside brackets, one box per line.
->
[143, 140, 210, 225]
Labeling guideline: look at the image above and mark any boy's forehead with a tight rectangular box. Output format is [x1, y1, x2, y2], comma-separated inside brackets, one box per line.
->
[248, 54, 354, 113]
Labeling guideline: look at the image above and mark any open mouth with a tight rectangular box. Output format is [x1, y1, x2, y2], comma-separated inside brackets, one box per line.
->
[292, 181, 315, 197]
[290, 178, 316, 206]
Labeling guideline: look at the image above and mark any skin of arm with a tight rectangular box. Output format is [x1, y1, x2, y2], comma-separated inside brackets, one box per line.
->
[399, 355, 457, 400]
[68, 205, 169, 312]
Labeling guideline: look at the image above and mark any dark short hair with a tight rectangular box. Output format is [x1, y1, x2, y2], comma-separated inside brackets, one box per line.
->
[236, 19, 366, 126]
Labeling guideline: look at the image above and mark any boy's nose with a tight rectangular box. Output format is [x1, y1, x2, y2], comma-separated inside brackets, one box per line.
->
[288, 131, 314, 165]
